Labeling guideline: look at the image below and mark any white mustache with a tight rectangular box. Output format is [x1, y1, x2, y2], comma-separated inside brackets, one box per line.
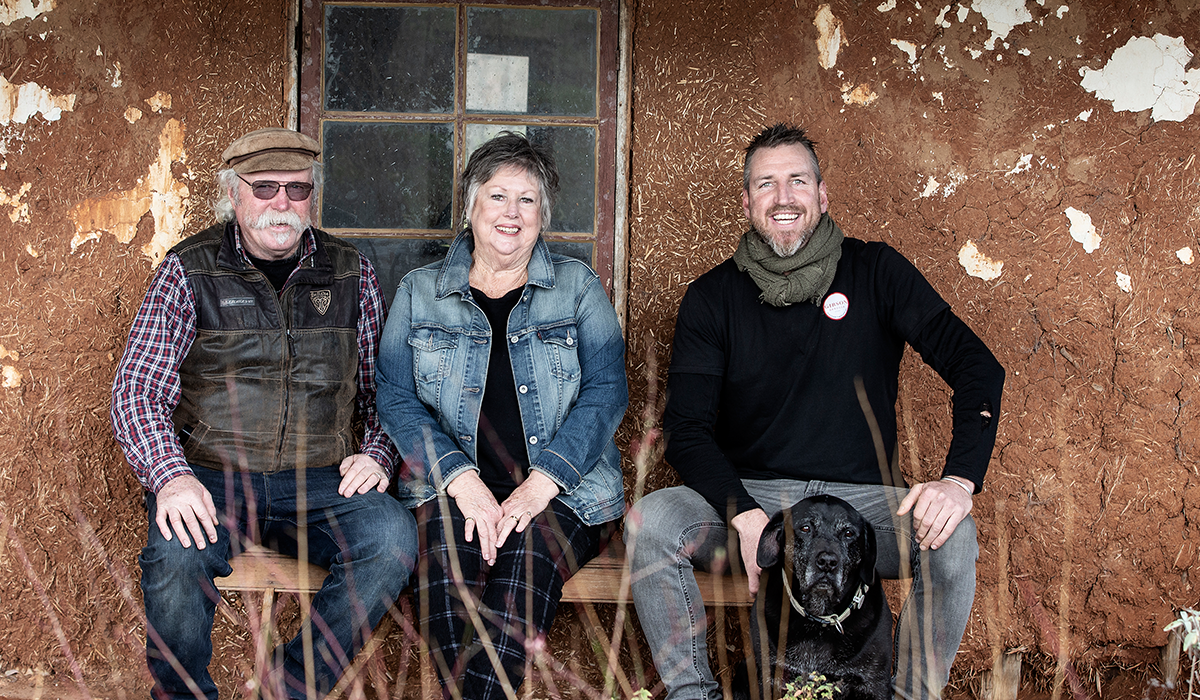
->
[250, 210, 306, 231]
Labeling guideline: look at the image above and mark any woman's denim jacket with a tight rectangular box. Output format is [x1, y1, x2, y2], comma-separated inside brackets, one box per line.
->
[377, 232, 628, 525]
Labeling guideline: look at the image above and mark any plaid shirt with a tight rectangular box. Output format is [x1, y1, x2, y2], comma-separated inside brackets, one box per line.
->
[111, 226, 398, 493]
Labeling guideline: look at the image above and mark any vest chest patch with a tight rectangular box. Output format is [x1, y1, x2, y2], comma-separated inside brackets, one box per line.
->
[219, 296, 256, 308]
[311, 289, 331, 315]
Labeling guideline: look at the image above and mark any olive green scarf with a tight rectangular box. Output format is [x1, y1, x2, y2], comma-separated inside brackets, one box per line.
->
[732, 213, 845, 307]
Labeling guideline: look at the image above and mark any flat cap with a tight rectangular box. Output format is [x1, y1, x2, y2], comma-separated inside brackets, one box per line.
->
[221, 127, 321, 174]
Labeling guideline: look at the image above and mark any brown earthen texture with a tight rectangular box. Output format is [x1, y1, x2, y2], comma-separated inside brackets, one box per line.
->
[0, 0, 1197, 697]
[621, 0, 1199, 689]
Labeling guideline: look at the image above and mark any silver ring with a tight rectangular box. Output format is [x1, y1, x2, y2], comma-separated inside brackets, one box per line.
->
[510, 515, 520, 522]
[524, 511, 532, 518]
[464, 516, 475, 522]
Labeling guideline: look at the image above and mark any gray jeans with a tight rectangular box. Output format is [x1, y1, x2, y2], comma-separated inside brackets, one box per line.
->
[626, 479, 979, 700]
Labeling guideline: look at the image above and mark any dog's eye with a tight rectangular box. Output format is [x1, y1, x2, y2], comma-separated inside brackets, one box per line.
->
[799, 524, 811, 533]
[842, 528, 855, 539]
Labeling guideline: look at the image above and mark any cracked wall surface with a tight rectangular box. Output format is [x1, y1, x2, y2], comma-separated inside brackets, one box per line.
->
[624, 0, 1200, 686]
[1, 0, 1198, 695]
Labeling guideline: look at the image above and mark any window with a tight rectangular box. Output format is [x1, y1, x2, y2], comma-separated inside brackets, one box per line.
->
[299, 0, 619, 303]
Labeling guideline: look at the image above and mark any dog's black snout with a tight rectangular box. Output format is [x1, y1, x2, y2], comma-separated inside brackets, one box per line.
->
[815, 549, 839, 572]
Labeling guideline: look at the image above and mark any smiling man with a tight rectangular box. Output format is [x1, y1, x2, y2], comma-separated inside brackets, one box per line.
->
[111, 127, 417, 699]
[626, 124, 1005, 700]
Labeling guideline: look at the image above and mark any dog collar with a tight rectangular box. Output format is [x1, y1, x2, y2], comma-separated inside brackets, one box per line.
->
[780, 576, 869, 634]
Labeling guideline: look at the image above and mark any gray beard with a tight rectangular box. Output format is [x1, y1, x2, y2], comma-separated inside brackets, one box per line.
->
[753, 226, 811, 258]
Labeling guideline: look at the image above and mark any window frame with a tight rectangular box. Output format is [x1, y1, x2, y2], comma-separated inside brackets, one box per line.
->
[298, 0, 620, 293]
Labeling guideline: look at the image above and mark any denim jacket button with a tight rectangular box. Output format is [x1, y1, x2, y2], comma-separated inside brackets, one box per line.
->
[566, 336, 574, 346]
[510, 335, 519, 344]
[528, 435, 538, 445]
[461, 435, 472, 442]
[519, 385, 528, 394]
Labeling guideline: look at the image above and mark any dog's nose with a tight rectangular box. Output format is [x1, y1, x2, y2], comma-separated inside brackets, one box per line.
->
[815, 550, 839, 572]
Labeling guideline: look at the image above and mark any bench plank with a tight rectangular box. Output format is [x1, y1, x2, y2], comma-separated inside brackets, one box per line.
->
[223, 539, 753, 607]
[561, 540, 753, 607]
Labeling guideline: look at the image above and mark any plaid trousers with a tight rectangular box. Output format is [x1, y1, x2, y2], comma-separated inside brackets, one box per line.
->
[414, 495, 603, 699]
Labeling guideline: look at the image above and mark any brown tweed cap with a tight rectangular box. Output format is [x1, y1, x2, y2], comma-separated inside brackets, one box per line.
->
[221, 127, 321, 174]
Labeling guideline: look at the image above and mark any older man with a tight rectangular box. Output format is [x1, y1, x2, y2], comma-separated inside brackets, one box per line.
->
[112, 127, 417, 699]
[627, 124, 1005, 700]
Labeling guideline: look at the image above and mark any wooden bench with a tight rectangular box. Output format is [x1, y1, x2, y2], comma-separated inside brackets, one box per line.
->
[223, 538, 750, 615]
[220, 537, 751, 696]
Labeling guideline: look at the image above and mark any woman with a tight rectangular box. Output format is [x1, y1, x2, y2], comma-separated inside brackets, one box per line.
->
[377, 133, 628, 699]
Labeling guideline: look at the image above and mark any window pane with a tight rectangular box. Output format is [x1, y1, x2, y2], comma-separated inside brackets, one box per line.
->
[466, 8, 596, 117]
[322, 121, 454, 229]
[464, 124, 595, 233]
[325, 6, 456, 113]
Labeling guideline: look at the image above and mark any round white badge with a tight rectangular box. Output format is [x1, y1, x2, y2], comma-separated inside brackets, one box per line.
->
[823, 292, 849, 320]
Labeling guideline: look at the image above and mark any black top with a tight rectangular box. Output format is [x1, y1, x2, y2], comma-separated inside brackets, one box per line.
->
[248, 251, 301, 293]
[472, 286, 530, 500]
[663, 238, 1005, 518]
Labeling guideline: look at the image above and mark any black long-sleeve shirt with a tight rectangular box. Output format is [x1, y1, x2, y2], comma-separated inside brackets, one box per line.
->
[662, 238, 1005, 519]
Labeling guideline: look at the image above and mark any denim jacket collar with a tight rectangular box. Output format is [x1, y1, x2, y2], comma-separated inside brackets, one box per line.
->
[435, 230, 556, 299]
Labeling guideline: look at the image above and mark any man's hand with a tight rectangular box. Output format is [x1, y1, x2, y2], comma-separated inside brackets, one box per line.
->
[897, 477, 974, 551]
[337, 454, 390, 497]
[730, 508, 771, 595]
[155, 474, 218, 549]
[446, 471, 504, 566]
[495, 471, 560, 548]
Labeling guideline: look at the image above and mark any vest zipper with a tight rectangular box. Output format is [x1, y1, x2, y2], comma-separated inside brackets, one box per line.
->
[276, 326, 295, 470]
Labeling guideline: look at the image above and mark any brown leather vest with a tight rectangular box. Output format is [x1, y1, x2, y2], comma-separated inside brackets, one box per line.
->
[170, 223, 361, 472]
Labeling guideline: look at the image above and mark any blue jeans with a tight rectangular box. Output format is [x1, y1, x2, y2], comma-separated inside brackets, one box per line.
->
[626, 480, 978, 700]
[139, 465, 418, 700]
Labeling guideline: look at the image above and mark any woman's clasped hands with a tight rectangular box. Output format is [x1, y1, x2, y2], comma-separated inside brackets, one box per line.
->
[445, 470, 561, 565]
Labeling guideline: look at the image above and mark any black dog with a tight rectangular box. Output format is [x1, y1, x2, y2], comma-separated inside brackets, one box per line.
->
[732, 495, 892, 700]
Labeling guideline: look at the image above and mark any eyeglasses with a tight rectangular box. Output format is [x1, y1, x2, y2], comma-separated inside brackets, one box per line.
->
[237, 174, 314, 201]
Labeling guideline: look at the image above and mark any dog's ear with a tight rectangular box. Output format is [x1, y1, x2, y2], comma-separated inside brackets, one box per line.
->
[860, 520, 878, 586]
[756, 510, 787, 569]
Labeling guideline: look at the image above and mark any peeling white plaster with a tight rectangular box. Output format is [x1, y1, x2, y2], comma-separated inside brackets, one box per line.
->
[1005, 154, 1033, 176]
[2, 365, 21, 389]
[956, 4, 970, 22]
[0, 74, 75, 125]
[814, 5, 846, 70]
[145, 91, 171, 112]
[0, 0, 54, 25]
[1177, 247, 1194, 265]
[935, 5, 952, 28]
[968, 47, 984, 59]
[932, 91, 944, 104]
[892, 39, 918, 64]
[877, 0, 897, 10]
[0, 344, 17, 362]
[24, 243, 38, 257]
[1056, 5, 1069, 19]
[919, 171, 966, 198]
[110, 60, 122, 89]
[959, 240, 1004, 280]
[1080, 34, 1200, 123]
[1077, 109, 1092, 121]
[971, 0, 1033, 51]
[942, 170, 968, 196]
[1064, 207, 1100, 253]
[1115, 271, 1132, 293]
[841, 83, 878, 105]
[69, 118, 191, 264]
[0, 182, 30, 222]
[124, 106, 142, 123]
